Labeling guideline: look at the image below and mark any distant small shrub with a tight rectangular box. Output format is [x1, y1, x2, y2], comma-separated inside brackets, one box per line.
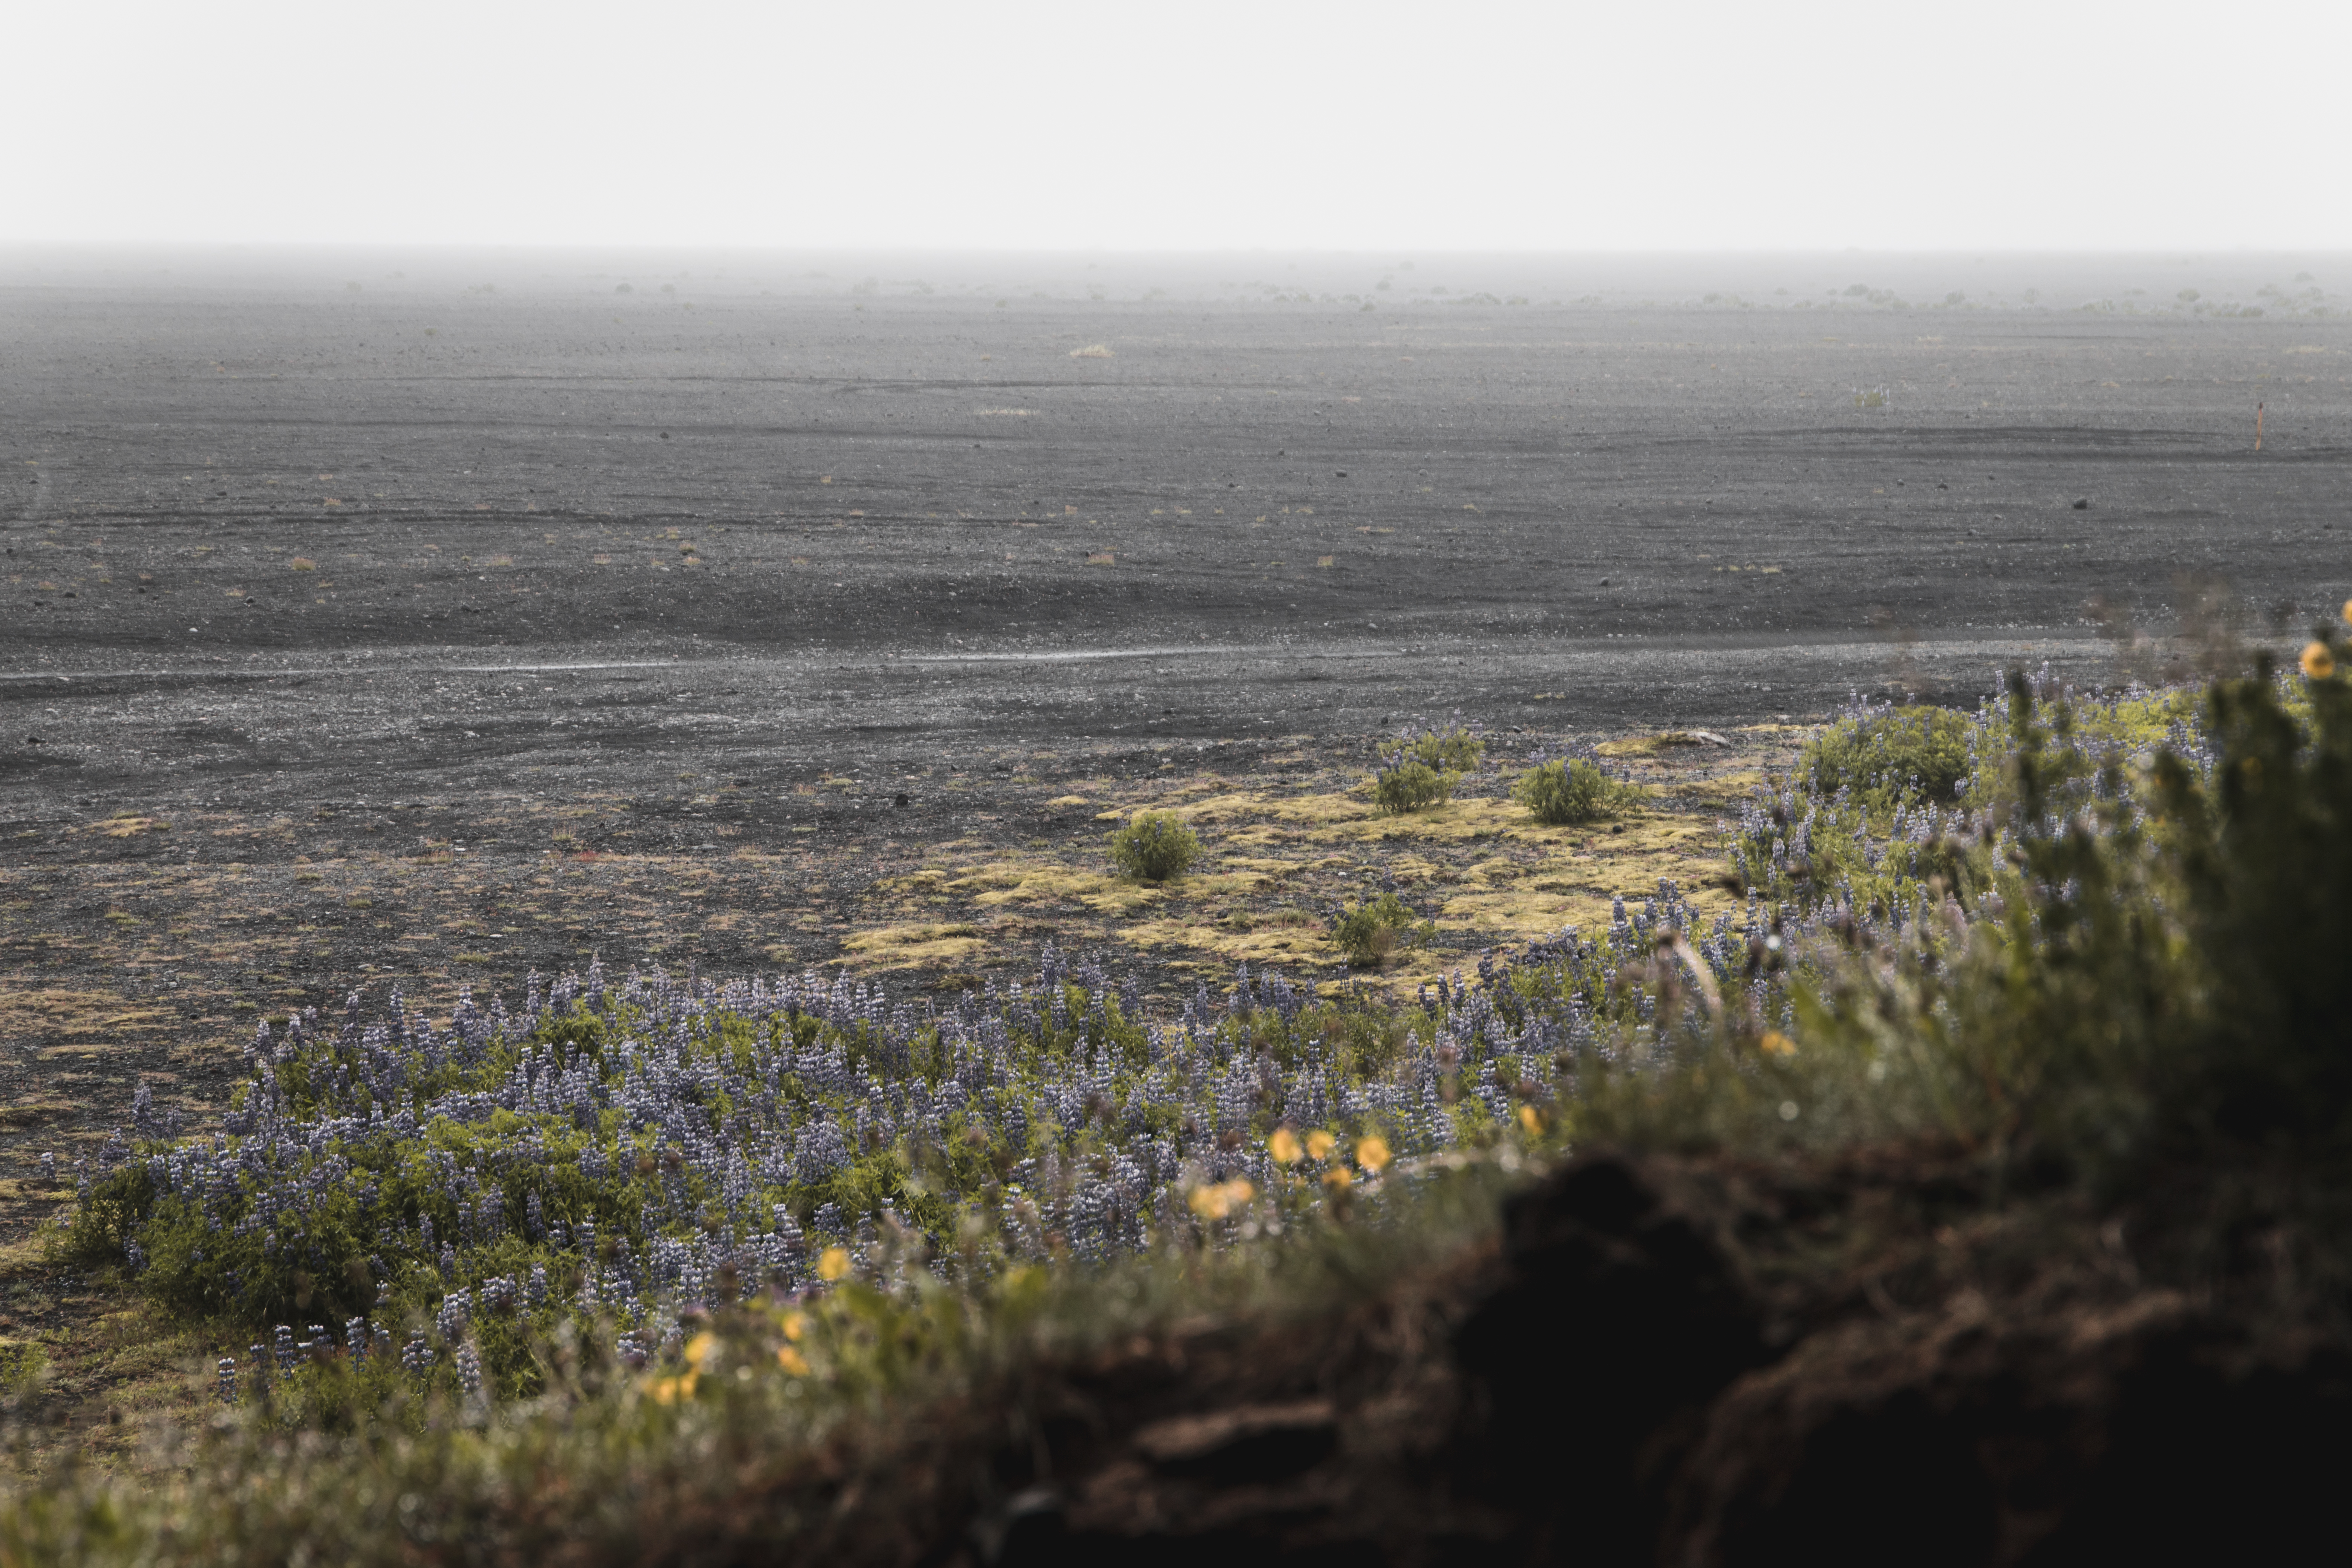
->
[1332, 892, 1429, 967]
[1514, 756, 1640, 825]
[1802, 703, 1974, 807]
[1400, 724, 1484, 773]
[1106, 812, 1199, 881]
[1374, 759, 1456, 814]
[0, 1341, 47, 1401]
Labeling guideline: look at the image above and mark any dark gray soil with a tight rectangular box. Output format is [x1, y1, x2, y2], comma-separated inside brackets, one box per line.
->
[3, 254, 2349, 1157]
[7, 260, 2349, 812]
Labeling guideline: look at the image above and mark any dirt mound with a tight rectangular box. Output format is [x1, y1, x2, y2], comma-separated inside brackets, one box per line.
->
[887, 1152, 2352, 1566]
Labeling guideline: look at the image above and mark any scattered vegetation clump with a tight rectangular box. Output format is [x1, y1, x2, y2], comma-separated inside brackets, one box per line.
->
[0, 1342, 46, 1403]
[1512, 749, 1641, 825]
[1398, 723, 1485, 774]
[1330, 891, 1432, 968]
[1626, 633, 2352, 1190]
[1105, 810, 1200, 880]
[1799, 699, 1977, 808]
[1372, 757, 1456, 814]
[1369, 721, 1485, 814]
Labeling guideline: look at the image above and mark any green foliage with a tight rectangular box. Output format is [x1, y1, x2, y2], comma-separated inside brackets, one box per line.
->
[1800, 702, 1976, 809]
[2147, 642, 2352, 1155]
[1373, 759, 1457, 814]
[1400, 724, 1485, 773]
[1591, 639, 2352, 1195]
[0, 1164, 1512, 1566]
[1369, 724, 1483, 815]
[1331, 892, 1431, 967]
[0, 1341, 47, 1403]
[1106, 810, 1200, 880]
[1513, 757, 1639, 825]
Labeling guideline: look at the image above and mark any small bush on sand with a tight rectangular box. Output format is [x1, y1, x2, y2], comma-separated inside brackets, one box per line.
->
[1106, 812, 1199, 881]
[1514, 755, 1640, 825]
[1801, 702, 1975, 808]
[1332, 892, 1431, 967]
[1374, 760, 1456, 814]
[1400, 724, 1485, 773]
[0, 1341, 47, 1402]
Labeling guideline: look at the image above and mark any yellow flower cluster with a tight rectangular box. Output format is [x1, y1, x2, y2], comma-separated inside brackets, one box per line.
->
[1187, 1178, 1257, 1220]
[648, 1330, 726, 1404]
[643, 1305, 821, 1400]
[1263, 1128, 1392, 1173]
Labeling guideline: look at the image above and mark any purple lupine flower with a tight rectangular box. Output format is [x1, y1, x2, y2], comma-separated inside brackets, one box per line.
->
[455, 1342, 482, 1396]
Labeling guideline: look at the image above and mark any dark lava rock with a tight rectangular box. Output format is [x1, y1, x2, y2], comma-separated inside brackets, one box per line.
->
[1454, 1156, 1772, 1559]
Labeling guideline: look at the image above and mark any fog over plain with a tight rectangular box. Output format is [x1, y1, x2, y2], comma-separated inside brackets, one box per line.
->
[7, 0, 2349, 253]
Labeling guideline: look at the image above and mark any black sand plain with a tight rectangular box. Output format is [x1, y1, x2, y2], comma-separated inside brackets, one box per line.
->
[2, 250, 2347, 1286]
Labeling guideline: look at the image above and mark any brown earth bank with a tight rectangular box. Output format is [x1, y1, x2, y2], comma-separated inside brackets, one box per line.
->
[784, 1150, 2351, 1568]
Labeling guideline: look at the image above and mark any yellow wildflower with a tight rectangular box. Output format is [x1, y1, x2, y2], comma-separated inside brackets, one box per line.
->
[684, 1331, 718, 1370]
[1186, 1178, 1256, 1220]
[649, 1371, 698, 1404]
[778, 1311, 808, 1343]
[1322, 1166, 1353, 1191]
[1759, 1031, 1797, 1058]
[775, 1346, 810, 1376]
[816, 1246, 851, 1283]
[1305, 1130, 1336, 1161]
[1268, 1127, 1303, 1164]
[1518, 1104, 1545, 1136]
[1356, 1135, 1392, 1173]
[2302, 641, 2336, 680]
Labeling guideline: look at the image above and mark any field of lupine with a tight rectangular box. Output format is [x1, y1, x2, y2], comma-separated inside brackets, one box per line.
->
[10, 616, 2352, 1561]
[41, 658, 2258, 1409]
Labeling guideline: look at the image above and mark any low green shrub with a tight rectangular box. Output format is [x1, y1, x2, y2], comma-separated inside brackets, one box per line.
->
[1800, 702, 1975, 808]
[1332, 892, 1430, 967]
[1106, 811, 1200, 880]
[0, 1341, 47, 1403]
[1589, 634, 2352, 1193]
[1513, 757, 1640, 825]
[1373, 760, 1456, 814]
[1400, 724, 1485, 773]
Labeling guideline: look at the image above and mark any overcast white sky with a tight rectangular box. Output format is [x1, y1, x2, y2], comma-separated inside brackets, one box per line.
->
[7, 0, 2346, 252]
